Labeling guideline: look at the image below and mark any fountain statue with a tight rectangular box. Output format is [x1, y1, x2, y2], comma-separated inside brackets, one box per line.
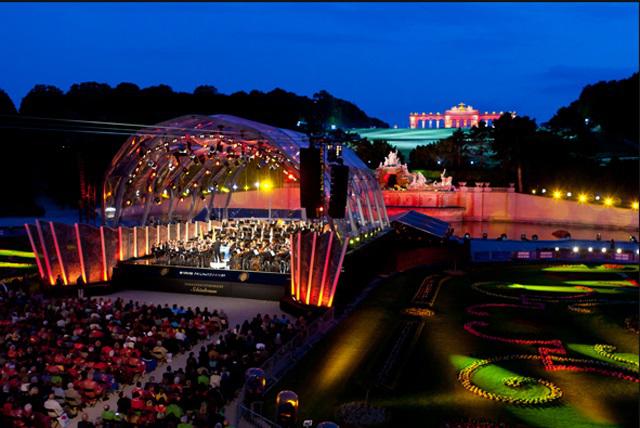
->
[375, 150, 454, 191]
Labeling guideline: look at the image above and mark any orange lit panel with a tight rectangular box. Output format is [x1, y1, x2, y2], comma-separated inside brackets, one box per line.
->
[305, 232, 317, 305]
[133, 226, 138, 258]
[289, 234, 295, 297]
[317, 231, 334, 307]
[35, 220, 54, 285]
[145, 226, 149, 256]
[24, 224, 45, 278]
[118, 226, 123, 261]
[327, 237, 350, 307]
[296, 231, 301, 301]
[100, 226, 108, 281]
[74, 223, 87, 284]
[49, 222, 67, 285]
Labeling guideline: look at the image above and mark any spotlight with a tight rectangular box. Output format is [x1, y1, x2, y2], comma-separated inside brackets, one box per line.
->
[578, 194, 588, 203]
[541, 188, 547, 194]
[553, 190, 562, 199]
[601, 247, 607, 253]
[554, 247, 560, 251]
[632, 201, 639, 210]
[260, 180, 273, 191]
[572, 246, 579, 253]
[616, 248, 622, 254]
[604, 197, 613, 207]
[588, 247, 593, 252]
[566, 192, 572, 197]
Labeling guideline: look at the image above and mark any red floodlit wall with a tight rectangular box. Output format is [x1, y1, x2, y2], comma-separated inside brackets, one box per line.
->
[290, 231, 349, 308]
[383, 188, 638, 230]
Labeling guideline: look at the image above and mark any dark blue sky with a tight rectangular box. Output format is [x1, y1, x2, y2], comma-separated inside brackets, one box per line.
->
[0, 2, 637, 127]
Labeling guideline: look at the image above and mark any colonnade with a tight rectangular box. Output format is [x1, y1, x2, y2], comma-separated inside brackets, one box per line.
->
[409, 115, 499, 129]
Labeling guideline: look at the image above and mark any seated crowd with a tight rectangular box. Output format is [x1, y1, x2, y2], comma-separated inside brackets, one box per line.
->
[0, 285, 228, 428]
[151, 218, 327, 273]
[98, 312, 307, 427]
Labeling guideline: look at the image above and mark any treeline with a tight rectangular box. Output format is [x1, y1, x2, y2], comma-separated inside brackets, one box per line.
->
[546, 72, 638, 143]
[0, 83, 388, 216]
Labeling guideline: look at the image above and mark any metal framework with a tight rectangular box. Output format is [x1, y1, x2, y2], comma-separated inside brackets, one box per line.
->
[103, 114, 389, 235]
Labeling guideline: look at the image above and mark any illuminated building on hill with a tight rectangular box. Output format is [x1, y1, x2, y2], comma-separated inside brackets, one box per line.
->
[409, 102, 514, 129]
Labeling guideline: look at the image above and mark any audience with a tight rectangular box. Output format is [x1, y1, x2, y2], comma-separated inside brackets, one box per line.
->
[0, 286, 228, 428]
[91, 313, 306, 428]
[0, 281, 308, 428]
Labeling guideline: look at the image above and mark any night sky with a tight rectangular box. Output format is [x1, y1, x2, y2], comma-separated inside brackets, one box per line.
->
[0, 2, 637, 127]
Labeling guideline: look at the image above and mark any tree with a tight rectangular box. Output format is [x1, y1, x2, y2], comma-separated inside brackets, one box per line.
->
[449, 128, 466, 169]
[546, 72, 638, 143]
[0, 89, 17, 115]
[19, 84, 65, 116]
[492, 113, 537, 192]
[345, 134, 401, 168]
[464, 120, 497, 169]
[409, 143, 442, 170]
[193, 85, 219, 96]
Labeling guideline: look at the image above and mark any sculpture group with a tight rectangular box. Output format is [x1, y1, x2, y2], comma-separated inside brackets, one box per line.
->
[375, 150, 454, 191]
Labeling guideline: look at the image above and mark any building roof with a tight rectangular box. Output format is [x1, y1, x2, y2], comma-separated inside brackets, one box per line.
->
[390, 210, 450, 238]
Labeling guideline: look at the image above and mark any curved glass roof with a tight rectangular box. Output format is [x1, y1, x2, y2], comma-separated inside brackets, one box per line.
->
[103, 114, 389, 235]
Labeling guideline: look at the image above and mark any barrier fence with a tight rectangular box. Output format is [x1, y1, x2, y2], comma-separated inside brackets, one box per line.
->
[236, 308, 335, 427]
[469, 238, 639, 264]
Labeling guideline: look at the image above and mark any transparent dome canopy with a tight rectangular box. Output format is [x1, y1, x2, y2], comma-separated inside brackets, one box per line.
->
[103, 114, 389, 236]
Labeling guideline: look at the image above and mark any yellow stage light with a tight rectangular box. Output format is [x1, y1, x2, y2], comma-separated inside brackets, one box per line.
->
[578, 194, 588, 203]
[260, 179, 273, 191]
[603, 197, 613, 207]
[552, 190, 562, 199]
[632, 201, 639, 210]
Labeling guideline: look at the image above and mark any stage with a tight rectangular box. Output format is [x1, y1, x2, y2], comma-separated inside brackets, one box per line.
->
[111, 260, 289, 301]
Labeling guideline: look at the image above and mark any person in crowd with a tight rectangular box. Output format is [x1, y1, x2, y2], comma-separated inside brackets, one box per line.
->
[44, 392, 67, 427]
[77, 413, 95, 428]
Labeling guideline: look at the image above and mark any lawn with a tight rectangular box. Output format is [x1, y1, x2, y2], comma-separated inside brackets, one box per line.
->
[262, 264, 639, 427]
[0, 245, 37, 278]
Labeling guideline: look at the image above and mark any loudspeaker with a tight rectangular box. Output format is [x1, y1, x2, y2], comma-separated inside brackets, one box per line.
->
[328, 164, 349, 218]
[299, 147, 323, 218]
